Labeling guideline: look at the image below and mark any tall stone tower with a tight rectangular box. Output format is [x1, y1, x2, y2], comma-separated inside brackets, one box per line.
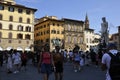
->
[85, 13, 89, 29]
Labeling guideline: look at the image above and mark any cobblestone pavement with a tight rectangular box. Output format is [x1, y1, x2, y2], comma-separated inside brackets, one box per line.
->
[0, 61, 106, 80]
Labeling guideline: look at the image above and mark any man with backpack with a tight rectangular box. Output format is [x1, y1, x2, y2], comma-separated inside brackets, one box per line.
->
[101, 43, 120, 80]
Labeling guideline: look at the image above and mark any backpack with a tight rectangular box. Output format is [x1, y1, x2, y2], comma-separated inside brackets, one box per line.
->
[53, 53, 63, 63]
[108, 52, 120, 80]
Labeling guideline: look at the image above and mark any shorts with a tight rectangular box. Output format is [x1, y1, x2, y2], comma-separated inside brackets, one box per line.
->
[40, 63, 52, 74]
[74, 60, 80, 64]
[55, 62, 63, 73]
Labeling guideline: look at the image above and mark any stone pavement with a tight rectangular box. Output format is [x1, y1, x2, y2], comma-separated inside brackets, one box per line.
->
[0, 61, 106, 80]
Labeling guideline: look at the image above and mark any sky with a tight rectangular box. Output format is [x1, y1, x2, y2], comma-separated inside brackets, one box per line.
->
[16, 0, 120, 34]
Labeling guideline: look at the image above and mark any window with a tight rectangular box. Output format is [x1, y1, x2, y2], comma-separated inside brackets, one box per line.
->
[41, 32, 43, 35]
[41, 40, 43, 43]
[8, 32, 12, 39]
[86, 38, 88, 43]
[18, 8, 23, 13]
[74, 25, 77, 31]
[18, 25, 23, 31]
[73, 37, 77, 44]
[68, 24, 71, 31]
[26, 26, 31, 32]
[68, 36, 71, 43]
[9, 24, 13, 30]
[26, 10, 31, 14]
[25, 34, 30, 39]
[8, 7, 14, 12]
[47, 24, 50, 27]
[44, 31, 46, 35]
[0, 5, 4, 10]
[61, 31, 64, 34]
[44, 25, 46, 28]
[19, 17, 22, 23]
[18, 40, 21, 43]
[80, 38, 83, 44]
[8, 40, 12, 43]
[46, 39, 49, 42]
[17, 33, 23, 39]
[46, 30, 49, 34]
[0, 23, 2, 29]
[57, 31, 60, 34]
[0, 32, 1, 38]
[9, 16, 13, 21]
[57, 24, 59, 26]
[27, 18, 30, 24]
[51, 30, 56, 34]
[26, 41, 29, 44]
[53, 23, 55, 26]
[0, 14, 3, 20]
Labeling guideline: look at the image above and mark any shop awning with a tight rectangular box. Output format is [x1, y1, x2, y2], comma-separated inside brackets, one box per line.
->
[6, 47, 12, 51]
[0, 46, 3, 51]
[25, 47, 31, 51]
[17, 47, 23, 51]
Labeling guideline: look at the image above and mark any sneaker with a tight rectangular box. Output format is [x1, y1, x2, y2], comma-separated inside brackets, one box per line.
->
[74, 70, 77, 72]
[7, 71, 12, 74]
[16, 70, 19, 73]
[78, 67, 81, 71]
[13, 71, 17, 74]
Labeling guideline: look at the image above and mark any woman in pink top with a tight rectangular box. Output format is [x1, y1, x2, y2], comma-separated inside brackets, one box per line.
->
[38, 44, 55, 80]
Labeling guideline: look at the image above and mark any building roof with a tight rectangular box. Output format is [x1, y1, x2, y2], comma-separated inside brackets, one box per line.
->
[35, 18, 64, 26]
[85, 28, 94, 31]
[62, 18, 84, 23]
[0, 2, 37, 11]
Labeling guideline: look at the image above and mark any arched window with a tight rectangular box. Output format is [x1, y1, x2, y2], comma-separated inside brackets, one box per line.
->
[9, 24, 13, 30]
[0, 14, 2, 20]
[73, 37, 77, 44]
[0, 23, 2, 29]
[26, 26, 31, 32]
[27, 18, 30, 24]
[8, 32, 12, 39]
[25, 34, 30, 39]
[68, 24, 71, 31]
[9, 16, 13, 21]
[74, 25, 77, 31]
[18, 25, 23, 31]
[19, 17, 22, 23]
[80, 37, 83, 44]
[17, 33, 23, 39]
[0, 32, 2, 38]
[68, 36, 71, 43]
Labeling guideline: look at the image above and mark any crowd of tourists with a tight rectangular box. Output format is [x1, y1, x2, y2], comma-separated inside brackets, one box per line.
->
[0, 49, 30, 74]
[0, 43, 120, 80]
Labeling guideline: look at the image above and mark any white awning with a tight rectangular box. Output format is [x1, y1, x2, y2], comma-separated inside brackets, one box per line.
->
[25, 47, 31, 51]
[17, 47, 23, 51]
[0, 47, 3, 51]
[6, 47, 12, 51]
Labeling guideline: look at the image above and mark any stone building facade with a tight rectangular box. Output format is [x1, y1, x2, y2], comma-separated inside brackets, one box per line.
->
[0, 0, 37, 51]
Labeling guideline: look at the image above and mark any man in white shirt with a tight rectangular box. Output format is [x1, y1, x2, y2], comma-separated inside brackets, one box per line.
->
[12, 50, 21, 73]
[101, 43, 118, 80]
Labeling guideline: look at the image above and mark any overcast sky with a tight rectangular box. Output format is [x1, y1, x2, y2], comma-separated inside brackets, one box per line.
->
[16, 0, 120, 34]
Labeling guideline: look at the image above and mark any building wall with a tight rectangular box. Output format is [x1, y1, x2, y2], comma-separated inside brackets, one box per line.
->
[63, 19, 86, 51]
[0, 1, 36, 51]
[117, 26, 120, 51]
[34, 16, 64, 51]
